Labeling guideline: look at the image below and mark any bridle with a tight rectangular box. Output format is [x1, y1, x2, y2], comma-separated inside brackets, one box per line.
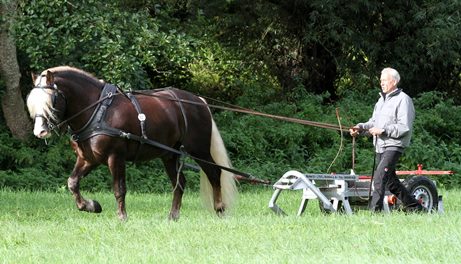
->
[31, 78, 66, 133]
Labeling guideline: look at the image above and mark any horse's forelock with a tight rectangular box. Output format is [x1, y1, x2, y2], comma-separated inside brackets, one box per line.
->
[26, 88, 56, 121]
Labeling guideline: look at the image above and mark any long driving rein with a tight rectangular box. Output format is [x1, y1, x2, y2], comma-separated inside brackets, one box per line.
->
[38, 79, 348, 136]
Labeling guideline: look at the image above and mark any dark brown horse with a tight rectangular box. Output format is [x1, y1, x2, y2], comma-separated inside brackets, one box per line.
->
[26, 66, 237, 220]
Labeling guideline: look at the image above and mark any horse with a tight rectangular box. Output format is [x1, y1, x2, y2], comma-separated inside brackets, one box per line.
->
[26, 66, 237, 221]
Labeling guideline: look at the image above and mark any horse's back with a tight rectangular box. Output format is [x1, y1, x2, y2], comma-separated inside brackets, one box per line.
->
[144, 87, 211, 122]
[124, 88, 213, 156]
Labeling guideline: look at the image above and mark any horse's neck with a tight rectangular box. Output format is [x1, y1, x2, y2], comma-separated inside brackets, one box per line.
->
[63, 80, 103, 131]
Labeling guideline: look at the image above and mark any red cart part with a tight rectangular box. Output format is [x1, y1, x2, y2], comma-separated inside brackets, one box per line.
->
[396, 164, 454, 175]
[358, 164, 454, 180]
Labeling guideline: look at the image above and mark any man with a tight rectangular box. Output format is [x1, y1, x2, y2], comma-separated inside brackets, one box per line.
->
[350, 67, 423, 212]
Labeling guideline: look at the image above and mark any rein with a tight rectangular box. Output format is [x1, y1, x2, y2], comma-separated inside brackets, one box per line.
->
[131, 90, 352, 133]
[53, 86, 351, 135]
[116, 130, 268, 184]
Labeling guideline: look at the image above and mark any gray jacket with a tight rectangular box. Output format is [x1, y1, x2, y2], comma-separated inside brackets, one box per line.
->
[357, 89, 415, 153]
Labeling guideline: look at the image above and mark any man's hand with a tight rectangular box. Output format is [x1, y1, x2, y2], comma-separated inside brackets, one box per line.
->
[349, 126, 361, 137]
[369, 127, 385, 136]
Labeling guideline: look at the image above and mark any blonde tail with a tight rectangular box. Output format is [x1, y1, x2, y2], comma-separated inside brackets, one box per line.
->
[200, 119, 238, 212]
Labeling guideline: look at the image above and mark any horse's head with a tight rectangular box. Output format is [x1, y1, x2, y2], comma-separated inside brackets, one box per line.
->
[26, 70, 66, 139]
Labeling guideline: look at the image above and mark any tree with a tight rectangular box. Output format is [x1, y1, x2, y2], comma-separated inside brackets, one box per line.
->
[0, 0, 32, 140]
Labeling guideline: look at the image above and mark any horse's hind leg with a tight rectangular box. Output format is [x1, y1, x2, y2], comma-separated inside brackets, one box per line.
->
[191, 118, 237, 216]
[162, 155, 186, 221]
[67, 156, 102, 213]
[196, 160, 225, 214]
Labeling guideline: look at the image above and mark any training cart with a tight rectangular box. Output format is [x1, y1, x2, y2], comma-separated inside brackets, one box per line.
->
[269, 164, 451, 215]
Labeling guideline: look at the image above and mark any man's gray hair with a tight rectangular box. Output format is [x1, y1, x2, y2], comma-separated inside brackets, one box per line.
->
[382, 67, 400, 84]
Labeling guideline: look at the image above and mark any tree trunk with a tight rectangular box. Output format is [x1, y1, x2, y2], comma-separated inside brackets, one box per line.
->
[0, 1, 32, 141]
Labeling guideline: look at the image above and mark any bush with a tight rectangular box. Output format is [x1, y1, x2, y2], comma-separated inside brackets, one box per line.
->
[14, 0, 198, 90]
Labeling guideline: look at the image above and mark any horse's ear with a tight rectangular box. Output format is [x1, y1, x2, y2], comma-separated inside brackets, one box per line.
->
[31, 72, 38, 85]
[46, 70, 54, 85]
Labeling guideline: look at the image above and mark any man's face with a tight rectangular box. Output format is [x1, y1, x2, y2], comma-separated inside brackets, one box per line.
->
[380, 72, 397, 94]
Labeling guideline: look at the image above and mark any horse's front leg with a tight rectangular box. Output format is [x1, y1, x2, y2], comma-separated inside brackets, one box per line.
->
[67, 156, 101, 213]
[108, 155, 127, 221]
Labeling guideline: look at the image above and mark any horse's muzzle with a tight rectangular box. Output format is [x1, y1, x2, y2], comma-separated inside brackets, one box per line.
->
[33, 116, 51, 139]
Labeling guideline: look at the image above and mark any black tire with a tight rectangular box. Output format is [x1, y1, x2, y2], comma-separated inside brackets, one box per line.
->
[403, 176, 438, 211]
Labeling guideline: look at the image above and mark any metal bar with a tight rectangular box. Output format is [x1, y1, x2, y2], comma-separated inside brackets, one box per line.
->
[268, 189, 286, 216]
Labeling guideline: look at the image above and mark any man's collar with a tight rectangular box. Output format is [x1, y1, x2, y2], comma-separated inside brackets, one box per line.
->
[388, 88, 401, 96]
[380, 88, 401, 99]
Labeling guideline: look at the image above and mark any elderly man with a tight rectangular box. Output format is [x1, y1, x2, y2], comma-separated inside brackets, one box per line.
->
[350, 67, 423, 212]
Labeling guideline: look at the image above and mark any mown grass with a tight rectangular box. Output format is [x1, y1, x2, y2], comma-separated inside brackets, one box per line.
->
[1, 187, 460, 264]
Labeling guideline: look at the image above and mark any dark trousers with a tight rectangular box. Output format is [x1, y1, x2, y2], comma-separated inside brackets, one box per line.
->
[369, 150, 419, 211]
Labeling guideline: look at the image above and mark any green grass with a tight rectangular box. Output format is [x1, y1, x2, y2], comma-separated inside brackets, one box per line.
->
[1, 188, 460, 263]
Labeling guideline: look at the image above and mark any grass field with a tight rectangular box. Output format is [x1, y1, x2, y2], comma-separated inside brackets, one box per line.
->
[1, 187, 460, 263]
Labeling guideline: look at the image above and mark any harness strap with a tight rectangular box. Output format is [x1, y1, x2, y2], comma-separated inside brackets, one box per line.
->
[125, 92, 148, 164]
[71, 83, 118, 141]
[117, 131, 256, 179]
[165, 89, 188, 143]
[127, 92, 147, 140]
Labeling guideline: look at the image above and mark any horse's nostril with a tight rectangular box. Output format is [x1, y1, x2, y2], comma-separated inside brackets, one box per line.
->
[38, 130, 49, 138]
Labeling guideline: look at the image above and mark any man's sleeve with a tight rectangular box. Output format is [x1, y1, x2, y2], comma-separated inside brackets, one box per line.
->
[384, 96, 415, 138]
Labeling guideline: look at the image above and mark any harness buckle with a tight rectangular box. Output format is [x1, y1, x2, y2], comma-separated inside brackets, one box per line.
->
[138, 113, 146, 122]
[120, 131, 130, 139]
[71, 134, 79, 141]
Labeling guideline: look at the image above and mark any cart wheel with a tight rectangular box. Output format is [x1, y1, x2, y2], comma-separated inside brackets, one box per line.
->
[403, 176, 438, 211]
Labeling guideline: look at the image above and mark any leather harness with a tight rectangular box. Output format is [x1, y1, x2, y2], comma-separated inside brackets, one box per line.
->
[71, 84, 188, 151]
[69, 84, 256, 179]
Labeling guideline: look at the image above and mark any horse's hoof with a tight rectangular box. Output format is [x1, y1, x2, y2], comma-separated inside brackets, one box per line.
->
[215, 207, 225, 217]
[118, 213, 128, 221]
[168, 211, 180, 221]
[87, 200, 102, 213]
